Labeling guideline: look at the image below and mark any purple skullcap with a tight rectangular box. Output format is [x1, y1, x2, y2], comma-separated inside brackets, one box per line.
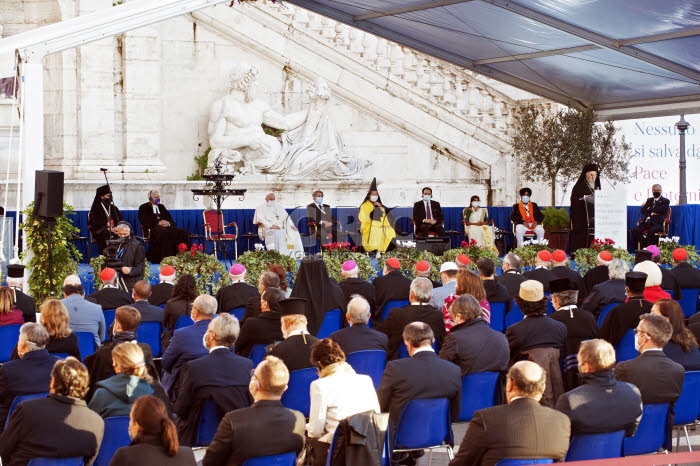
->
[229, 264, 246, 276]
[342, 260, 358, 272]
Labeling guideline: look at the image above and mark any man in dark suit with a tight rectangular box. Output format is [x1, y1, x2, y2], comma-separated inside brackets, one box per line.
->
[477, 258, 510, 305]
[138, 189, 190, 263]
[86, 267, 134, 311]
[305, 189, 337, 245]
[450, 361, 570, 466]
[149, 265, 176, 306]
[496, 253, 528, 299]
[269, 298, 319, 373]
[550, 250, 586, 301]
[130, 280, 164, 323]
[373, 258, 412, 325]
[378, 278, 445, 360]
[599, 272, 652, 346]
[377, 322, 461, 458]
[215, 263, 259, 314]
[673, 248, 700, 318]
[202, 355, 305, 465]
[330, 296, 388, 355]
[581, 258, 629, 318]
[631, 184, 670, 248]
[0, 323, 59, 430]
[162, 294, 216, 397]
[524, 250, 557, 292]
[338, 260, 376, 311]
[175, 314, 254, 446]
[614, 313, 684, 405]
[439, 295, 509, 375]
[235, 288, 285, 358]
[5, 265, 35, 323]
[511, 187, 544, 247]
[412, 186, 444, 237]
[582, 251, 612, 295]
[241, 271, 280, 326]
[0, 357, 105, 466]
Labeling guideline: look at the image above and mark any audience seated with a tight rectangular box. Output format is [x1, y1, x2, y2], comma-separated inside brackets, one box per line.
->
[330, 296, 388, 355]
[337, 260, 376, 311]
[5, 264, 36, 324]
[0, 287, 24, 327]
[0, 357, 105, 466]
[240, 271, 281, 325]
[599, 271, 652, 347]
[149, 265, 176, 307]
[646, 246, 681, 298]
[583, 251, 612, 295]
[429, 261, 458, 310]
[415, 260, 442, 289]
[495, 253, 527, 299]
[111, 396, 196, 465]
[162, 274, 197, 349]
[550, 249, 586, 301]
[443, 267, 490, 328]
[202, 356, 305, 465]
[523, 250, 557, 292]
[439, 295, 508, 375]
[269, 298, 320, 372]
[235, 287, 285, 358]
[61, 275, 106, 347]
[290, 259, 346, 336]
[450, 361, 570, 466]
[670, 247, 700, 295]
[378, 278, 445, 360]
[651, 299, 700, 370]
[130, 280, 165, 324]
[373, 258, 411, 325]
[307, 339, 380, 465]
[556, 339, 642, 437]
[633, 260, 672, 303]
[581, 258, 629, 318]
[175, 314, 253, 446]
[215, 264, 259, 314]
[86, 267, 134, 310]
[476, 258, 510, 305]
[23, 299, 80, 360]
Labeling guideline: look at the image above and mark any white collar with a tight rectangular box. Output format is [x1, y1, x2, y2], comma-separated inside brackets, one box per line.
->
[209, 345, 229, 353]
[412, 346, 435, 355]
[287, 329, 309, 337]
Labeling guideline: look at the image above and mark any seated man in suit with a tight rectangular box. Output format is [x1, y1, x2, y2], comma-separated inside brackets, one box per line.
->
[216, 264, 260, 314]
[306, 189, 337, 245]
[149, 265, 176, 307]
[477, 258, 510, 305]
[330, 296, 388, 355]
[671, 248, 700, 303]
[269, 298, 319, 373]
[130, 280, 164, 324]
[556, 339, 642, 437]
[373, 258, 412, 325]
[338, 260, 376, 311]
[114, 221, 146, 293]
[412, 186, 444, 237]
[550, 250, 586, 301]
[175, 314, 254, 446]
[496, 254, 527, 299]
[511, 187, 544, 247]
[582, 258, 629, 319]
[240, 271, 280, 326]
[614, 313, 685, 405]
[161, 294, 216, 397]
[61, 275, 105, 348]
[235, 287, 285, 358]
[582, 251, 613, 294]
[86, 267, 134, 311]
[137, 189, 190, 263]
[630, 184, 670, 248]
[429, 262, 457, 310]
[415, 260, 441, 289]
[5, 264, 36, 323]
[202, 356, 305, 466]
[378, 277, 446, 360]
[450, 361, 570, 466]
[599, 271, 652, 346]
[439, 295, 509, 375]
[524, 250, 556, 293]
[0, 323, 59, 430]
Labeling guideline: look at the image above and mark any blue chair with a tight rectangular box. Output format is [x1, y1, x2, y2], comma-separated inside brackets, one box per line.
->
[346, 350, 387, 389]
[496, 460, 554, 465]
[248, 344, 268, 367]
[316, 308, 342, 339]
[544, 292, 554, 314]
[49, 352, 70, 359]
[393, 398, 454, 461]
[74, 331, 96, 361]
[103, 309, 116, 334]
[27, 459, 83, 466]
[280, 367, 319, 417]
[397, 340, 437, 359]
[565, 430, 625, 461]
[488, 302, 507, 333]
[194, 399, 220, 447]
[505, 300, 524, 328]
[174, 314, 194, 330]
[136, 321, 163, 358]
[597, 302, 623, 327]
[241, 452, 297, 466]
[93, 416, 130, 466]
[457, 372, 500, 422]
[623, 403, 670, 456]
[0, 324, 21, 363]
[614, 329, 637, 363]
[678, 288, 700, 318]
[673, 370, 700, 451]
[5, 392, 49, 428]
[381, 299, 409, 322]
[228, 307, 245, 321]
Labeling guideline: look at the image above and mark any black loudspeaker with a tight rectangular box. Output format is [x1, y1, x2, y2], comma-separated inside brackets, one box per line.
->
[415, 237, 450, 256]
[34, 170, 64, 218]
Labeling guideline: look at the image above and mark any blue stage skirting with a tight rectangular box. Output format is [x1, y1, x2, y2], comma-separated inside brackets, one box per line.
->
[44, 204, 699, 263]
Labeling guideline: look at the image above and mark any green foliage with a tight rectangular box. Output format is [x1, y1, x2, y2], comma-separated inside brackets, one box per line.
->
[573, 247, 633, 276]
[90, 254, 154, 290]
[658, 238, 700, 266]
[160, 248, 228, 295]
[379, 248, 442, 281]
[187, 147, 211, 181]
[21, 202, 81, 304]
[510, 243, 553, 268]
[591, 121, 632, 186]
[236, 250, 299, 287]
[322, 250, 376, 283]
[542, 207, 570, 231]
[442, 246, 500, 272]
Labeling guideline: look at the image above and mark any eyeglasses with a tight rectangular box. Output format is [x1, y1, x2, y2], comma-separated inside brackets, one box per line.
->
[633, 327, 647, 335]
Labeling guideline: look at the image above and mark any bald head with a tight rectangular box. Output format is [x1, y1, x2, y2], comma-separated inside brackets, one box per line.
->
[63, 275, 81, 287]
[506, 361, 546, 402]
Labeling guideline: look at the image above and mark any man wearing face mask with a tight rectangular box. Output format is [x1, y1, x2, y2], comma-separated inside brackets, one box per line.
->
[254, 192, 304, 258]
[570, 163, 601, 252]
[138, 189, 190, 263]
[305, 189, 337, 245]
[510, 187, 545, 247]
[631, 184, 670, 248]
[88, 184, 123, 255]
[412, 187, 444, 237]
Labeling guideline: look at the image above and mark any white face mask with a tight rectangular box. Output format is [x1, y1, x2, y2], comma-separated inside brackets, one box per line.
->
[471, 201, 479, 208]
[202, 332, 209, 350]
[634, 332, 643, 352]
[423, 195, 431, 202]
[369, 195, 378, 202]
[521, 196, 530, 204]
[267, 200, 275, 207]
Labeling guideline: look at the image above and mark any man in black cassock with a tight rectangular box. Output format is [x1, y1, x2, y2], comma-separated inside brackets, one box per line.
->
[138, 189, 190, 263]
[570, 163, 600, 252]
[88, 185, 122, 255]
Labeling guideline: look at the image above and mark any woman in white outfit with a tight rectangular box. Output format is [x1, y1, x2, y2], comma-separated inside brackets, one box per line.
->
[463, 195, 496, 250]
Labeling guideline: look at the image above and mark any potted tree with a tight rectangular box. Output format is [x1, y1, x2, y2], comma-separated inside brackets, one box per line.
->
[542, 207, 570, 251]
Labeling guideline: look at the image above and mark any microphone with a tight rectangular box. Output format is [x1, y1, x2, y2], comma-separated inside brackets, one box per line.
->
[100, 168, 108, 172]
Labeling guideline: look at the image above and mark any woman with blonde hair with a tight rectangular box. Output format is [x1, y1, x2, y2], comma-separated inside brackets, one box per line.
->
[442, 268, 490, 331]
[0, 286, 24, 326]
[41, 298, 81, 359]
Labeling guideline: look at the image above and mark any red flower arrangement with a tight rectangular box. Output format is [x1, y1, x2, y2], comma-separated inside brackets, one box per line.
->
[590, 238, 615, 251]
[321, 242, 351, 251]
[460, 239, 478, 248]
[178, 243, 188, 253]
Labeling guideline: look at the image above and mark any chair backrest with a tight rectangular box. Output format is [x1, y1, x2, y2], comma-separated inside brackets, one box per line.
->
[27, 458, 84, 466]
[488, 301, 507, 333]
[397, 340, 437, 359]
[673, 370, 700, 426]
[49, 353, 70, 359]
[381, 299, 409, 322]
[194, 399, 221, 447]
[505, 300, 524, 328]
[228, 307, 245, 321]
[174, 314, 194, 330]
[622, 403, 670, 456]
[241, 452, 297, 466]
[614, 329, 637, 363]
[136, 321, 163, 358]
[597, 302, 623, 327]
[0, 324, 21, 363]
[74, 331, 96, 362]
[346, 350, 387, 390]
[103, 309, 116, 333]
[203, 209, 226, 236]
[248, 344, 268, 367]
[93, 416, 130, 466]
[496, 460, 554, 465]
[316, 308, 342, 339]
[280, 367, 319, 418]
[5, 392, 50, 428]
[458, 372, 500, 422]
[565, 430, 625, 461]
[394, 398, 452, 450]
[678, 288, 700, 318]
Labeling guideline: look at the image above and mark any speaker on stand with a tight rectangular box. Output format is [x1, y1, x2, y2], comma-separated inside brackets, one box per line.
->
[33, 170, 64, 296]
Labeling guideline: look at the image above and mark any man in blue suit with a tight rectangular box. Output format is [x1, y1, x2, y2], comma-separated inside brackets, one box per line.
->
[330, 296, 387, 355]
[161, 294, 216, 397]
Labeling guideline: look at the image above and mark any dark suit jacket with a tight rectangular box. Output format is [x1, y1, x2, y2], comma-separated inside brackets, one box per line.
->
[551, 266, 587, 300]
[0, 394, 105, 466]
[306, 202, 336, 241]
[111, 439, 196, 466]
[161, 320, 210, 395]
[482, 280, 510, 304]
[450, 397, 570, 466]
[339, 277, 376, 312]
[118, 237, 146, 292]
[132, 300, 165, 323]
[510, 202, 544, 225]
[269, 333, 320, 373]
[378, 303, 446, 360]
[149, 282, 174, 306]
[9, 288, 36, 323]
[202, 400, 305, 466]
[240, 295, 262, 326]
[599, 297, 652, 346]
[614, 349, 685, 405]
[235, 311, 283, 358]
[523, 267, 557, 293]
[496, 271, 527, 299]
[412, 199, 444, 225]
[138, 202, 176, 229]
[639, 196, 670, 224]
[373, 271, 412, 324]
[506, 315, 567, 366]
[216, 282, 259, 314]
[659, 265, 681, 299]
[86, 286, 134, 311]
[330, 324, 388, 355]
[439, 318, 509, 375]
[377, 351, 461, 439]
[583, 265, 610, 295]
[672, 263, 700, 310]
[581, 279, 627, 318]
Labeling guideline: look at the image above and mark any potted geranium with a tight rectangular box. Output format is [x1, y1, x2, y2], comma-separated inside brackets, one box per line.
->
[320, 242, 376, 282]
[442, 240, 501, 272]
[542, 207, 570, 250]
[572, 238, 633, 275]
[160, 242, 228, 295]
[236, 245, 299, 287]
[510, 239, 552, 268]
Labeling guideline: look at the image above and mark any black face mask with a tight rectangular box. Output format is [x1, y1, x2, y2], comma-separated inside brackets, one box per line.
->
[653, 192, 661, 199]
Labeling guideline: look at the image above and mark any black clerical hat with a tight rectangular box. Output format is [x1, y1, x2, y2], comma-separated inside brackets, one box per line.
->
[549, 277, 574, 294]
[519, 187, 532, 196]
[96, 185, 111, 197]
[625, 271, 647, 289]
[6, 264, 24, 279]
[634, 250, 653, 265]
[279, 298, 308, 317]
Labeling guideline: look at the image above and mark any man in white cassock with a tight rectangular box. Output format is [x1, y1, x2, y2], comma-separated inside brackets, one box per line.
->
[254, 193, 304, 258]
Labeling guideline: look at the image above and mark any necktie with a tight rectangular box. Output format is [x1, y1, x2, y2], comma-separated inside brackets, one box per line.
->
[426, 202, 432, 220]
